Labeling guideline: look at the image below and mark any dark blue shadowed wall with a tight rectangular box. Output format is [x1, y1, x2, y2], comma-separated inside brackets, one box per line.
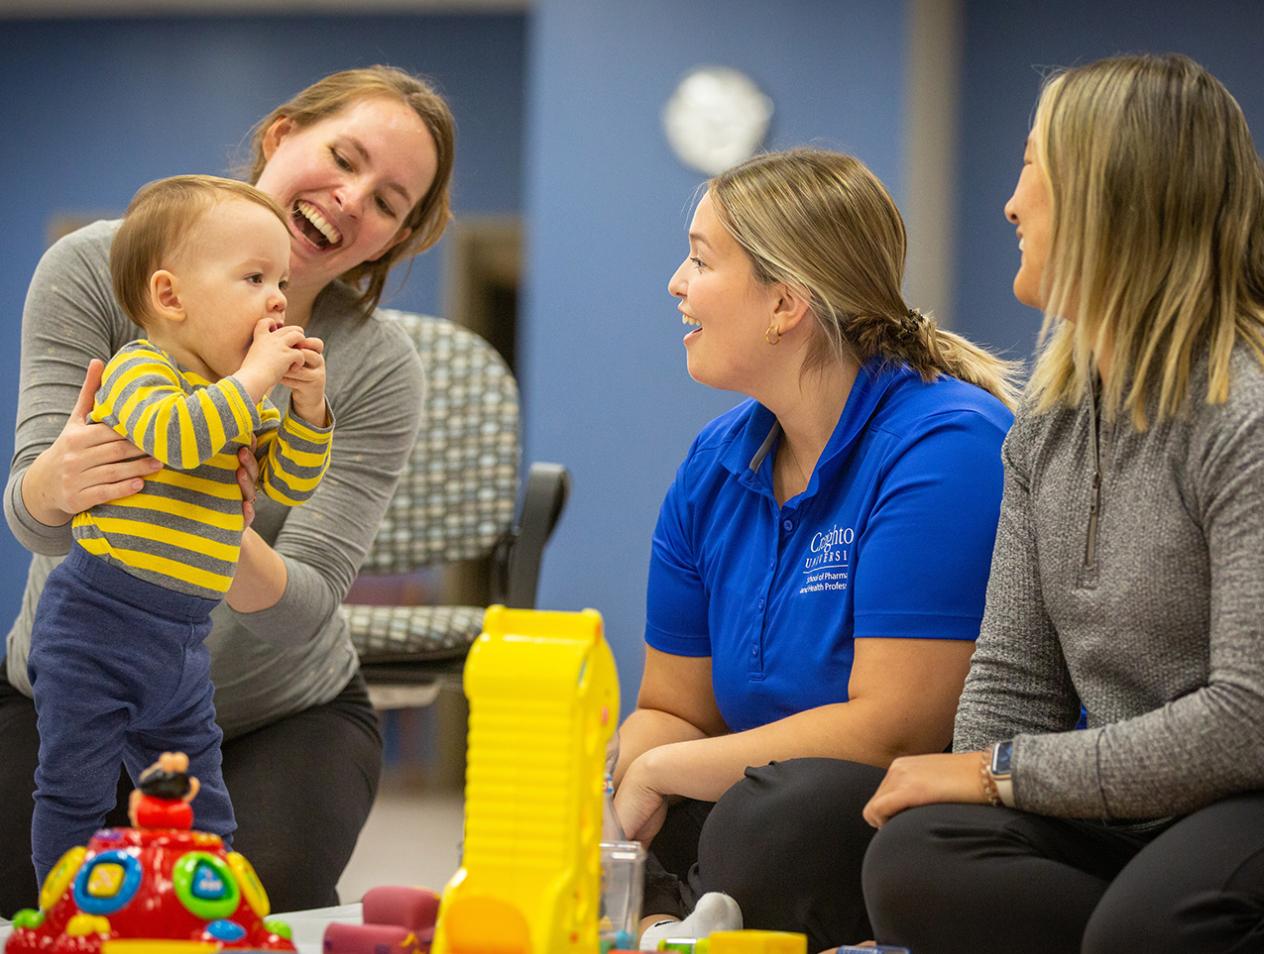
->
[951, 0, 1264, 360]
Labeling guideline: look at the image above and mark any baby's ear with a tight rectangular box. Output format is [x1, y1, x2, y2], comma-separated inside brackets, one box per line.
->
[148, 270, 185, 323]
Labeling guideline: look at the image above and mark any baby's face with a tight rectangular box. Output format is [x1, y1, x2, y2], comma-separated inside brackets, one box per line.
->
[168, 198, 291, 380]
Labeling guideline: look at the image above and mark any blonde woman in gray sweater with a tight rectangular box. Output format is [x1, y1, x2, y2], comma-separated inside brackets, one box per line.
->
[859, 54, 1264, 953]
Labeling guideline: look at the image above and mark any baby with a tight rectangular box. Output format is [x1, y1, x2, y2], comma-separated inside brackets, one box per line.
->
[27, 174, 332, 885]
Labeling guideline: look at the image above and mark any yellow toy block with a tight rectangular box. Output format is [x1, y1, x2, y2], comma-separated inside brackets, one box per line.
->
[430, 606, 619, 954]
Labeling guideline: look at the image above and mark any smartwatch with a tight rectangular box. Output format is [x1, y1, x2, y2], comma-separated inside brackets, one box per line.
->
[989, 740, 1015, 807]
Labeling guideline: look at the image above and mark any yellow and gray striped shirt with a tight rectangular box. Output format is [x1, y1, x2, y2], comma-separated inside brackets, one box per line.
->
[71, 339, 333, 599]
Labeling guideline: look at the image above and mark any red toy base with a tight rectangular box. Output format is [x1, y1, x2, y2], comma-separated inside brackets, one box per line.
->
[5, 827, 295, 954]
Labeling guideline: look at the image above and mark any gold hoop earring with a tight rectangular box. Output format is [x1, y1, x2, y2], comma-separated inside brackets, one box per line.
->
[764, 325, 782, 346]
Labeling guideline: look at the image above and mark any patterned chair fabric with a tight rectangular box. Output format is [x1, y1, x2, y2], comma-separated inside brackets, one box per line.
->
[344, 604, 487, 664]
[343, 311, 521, 665]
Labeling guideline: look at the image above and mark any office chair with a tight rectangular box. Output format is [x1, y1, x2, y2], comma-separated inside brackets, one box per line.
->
[341, 310, 569, 709]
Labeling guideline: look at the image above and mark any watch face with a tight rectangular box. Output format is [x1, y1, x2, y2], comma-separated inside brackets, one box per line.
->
[992, 740, 1015, 776]
[662, 66, 774, 176]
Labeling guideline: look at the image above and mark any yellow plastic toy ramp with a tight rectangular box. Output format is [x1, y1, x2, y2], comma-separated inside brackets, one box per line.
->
[706, 930, 808, 953]
[430, 606, 619, 954]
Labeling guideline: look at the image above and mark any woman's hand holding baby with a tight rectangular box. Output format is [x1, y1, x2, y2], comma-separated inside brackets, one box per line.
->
[21, 358, 164, 526]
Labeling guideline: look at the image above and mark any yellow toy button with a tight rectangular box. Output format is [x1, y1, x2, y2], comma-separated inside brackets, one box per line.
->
[227, 853, 270, 918]
[65, 913, 111, 937]
[40, 846, 87, 911]
[707, 930, 807, 954]
[87, 863, 125, 897]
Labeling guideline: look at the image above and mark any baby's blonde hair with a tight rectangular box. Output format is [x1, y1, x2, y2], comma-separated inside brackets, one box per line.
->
[111, 174, 288, 327]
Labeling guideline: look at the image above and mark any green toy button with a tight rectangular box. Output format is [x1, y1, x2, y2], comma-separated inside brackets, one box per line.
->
[172, 853, 240, 920]
[12, 909, 45, 930]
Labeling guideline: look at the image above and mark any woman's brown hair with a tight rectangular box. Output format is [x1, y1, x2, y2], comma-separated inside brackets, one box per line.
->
[245, 65, 456, 316]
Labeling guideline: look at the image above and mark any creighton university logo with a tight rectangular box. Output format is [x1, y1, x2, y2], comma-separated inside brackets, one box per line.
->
[799, 523, 853, 595]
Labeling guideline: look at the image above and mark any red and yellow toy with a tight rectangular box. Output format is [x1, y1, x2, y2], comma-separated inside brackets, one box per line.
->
[5, 752, 294, 954]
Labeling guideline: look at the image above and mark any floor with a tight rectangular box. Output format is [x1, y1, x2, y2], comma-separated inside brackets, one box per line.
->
[336, 691, 469, 902]
[336, 769, 465, 901]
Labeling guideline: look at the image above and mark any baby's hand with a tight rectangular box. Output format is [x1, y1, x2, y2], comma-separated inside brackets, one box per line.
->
[236, 318, 306, 403]
[284, 336, 328, 427]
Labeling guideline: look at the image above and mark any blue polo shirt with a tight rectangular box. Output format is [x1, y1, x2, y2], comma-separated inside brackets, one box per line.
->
[645, 361, 1012, 732]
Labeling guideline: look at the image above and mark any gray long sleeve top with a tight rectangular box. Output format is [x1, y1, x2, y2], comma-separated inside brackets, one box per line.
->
[954, 345, 1264, 821]
[4, 220, 424, 737]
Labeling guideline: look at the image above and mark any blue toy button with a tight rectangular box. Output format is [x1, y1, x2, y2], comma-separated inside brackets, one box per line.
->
[192, 862, 228, 899]
[73, 851, 142, 915]
[206, 919, 247, 942]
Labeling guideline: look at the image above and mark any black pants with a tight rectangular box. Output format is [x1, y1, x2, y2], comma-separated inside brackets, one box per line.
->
[864, 793, 1264, 954]
[644, 758, 887, 953]
[0, 665, 382, 917]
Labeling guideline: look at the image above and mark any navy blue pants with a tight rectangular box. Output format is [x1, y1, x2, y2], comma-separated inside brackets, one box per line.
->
[27, 545, 235, 885]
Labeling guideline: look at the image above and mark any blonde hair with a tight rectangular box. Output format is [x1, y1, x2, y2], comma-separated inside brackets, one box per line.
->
[244, 65, 456, 316]
[111, 174, 288, 327]
[1027, 53, 1264, 427]
[710, 149, 1020, 408]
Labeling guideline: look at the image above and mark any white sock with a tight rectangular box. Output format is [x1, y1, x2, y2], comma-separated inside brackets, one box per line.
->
[639, 892, 743, 950]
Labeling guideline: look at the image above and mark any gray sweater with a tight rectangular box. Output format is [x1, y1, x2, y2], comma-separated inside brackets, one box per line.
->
[955, 346, 1264, 820]
[4, 220, 424, 737]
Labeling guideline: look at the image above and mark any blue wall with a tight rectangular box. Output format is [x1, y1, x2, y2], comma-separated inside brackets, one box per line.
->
[951, 0, 1264, 360]
[0, 14, 526, 640]
[521, 0, 912, 709]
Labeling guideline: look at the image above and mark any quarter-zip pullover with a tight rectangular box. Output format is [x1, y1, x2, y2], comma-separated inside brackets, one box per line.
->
[955, 345, 1264, 820]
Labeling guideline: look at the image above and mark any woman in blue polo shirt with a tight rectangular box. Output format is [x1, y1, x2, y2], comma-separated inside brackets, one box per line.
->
[612, 148, 1017, 951]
